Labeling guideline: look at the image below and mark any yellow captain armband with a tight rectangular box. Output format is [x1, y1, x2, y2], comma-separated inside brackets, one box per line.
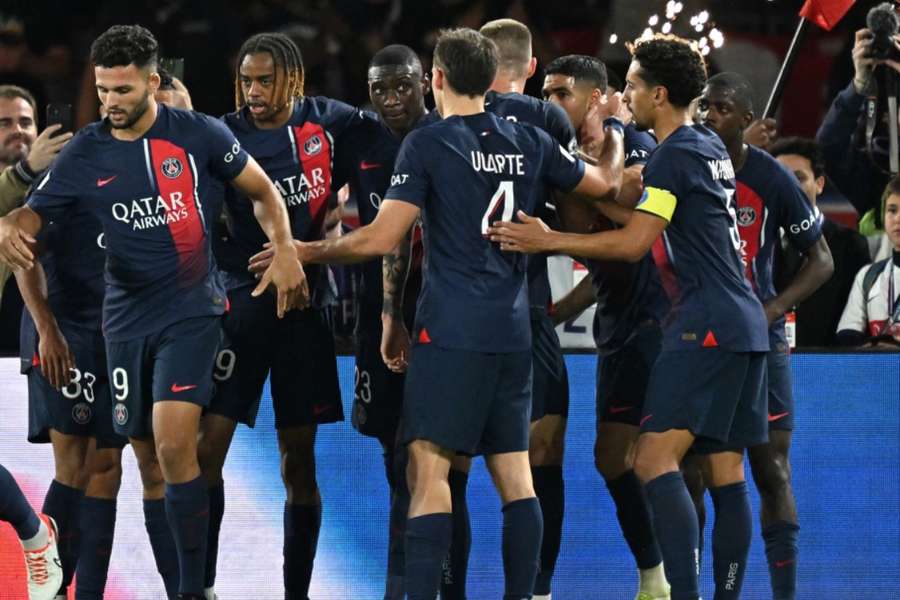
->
[635, 186, 677, 222]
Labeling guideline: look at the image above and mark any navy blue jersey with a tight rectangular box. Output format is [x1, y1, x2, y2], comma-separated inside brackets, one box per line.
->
[27, 104, 246, 342]
[636, 124, 769, 352]
[586, 125, 669, 354]
[386, 112, 585, 353]
[220, 97, 369, 305]
[422, 92, 577, 314]
[735, 145, 823, 345]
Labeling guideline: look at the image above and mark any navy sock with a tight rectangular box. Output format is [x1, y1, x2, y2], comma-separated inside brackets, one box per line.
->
[204, 483, 224, 589]
[385, 442, 409, 600]
[284, 502, 321, 599]
[645, 472, 700, 600]
[441, 469, 470, 600]
[405, 513, 452, 600]
[42, 479, 84, 590]
[763, 521, 799, 600]
[144, 498, 180, 598]
[531, 465, 564, 596]
[710, 482, 752, 600]
[501, 497, 543, 600]
[607, 470, 663, 570]
[0, 464, 40, 539]
[165, 477, 209, 595]
[75, 497, 116, 600]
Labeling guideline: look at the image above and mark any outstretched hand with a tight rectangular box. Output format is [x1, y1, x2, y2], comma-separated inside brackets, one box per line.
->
[488, 210, 554, 254]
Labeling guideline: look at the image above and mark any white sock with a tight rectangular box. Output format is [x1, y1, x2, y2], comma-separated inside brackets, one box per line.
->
[20, 519, 49, 551]
[639, 562, 670, 593]
[533, 594, 552, 600]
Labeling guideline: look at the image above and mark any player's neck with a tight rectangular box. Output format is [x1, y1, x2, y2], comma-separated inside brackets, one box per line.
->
[490, 73, 526, 95]
[111, 99, 159, 142]
[727, 137, 749, 172]
[254, 100, 295, 130]
[652, 107, 693, 144]
[440, 93, 486, 118]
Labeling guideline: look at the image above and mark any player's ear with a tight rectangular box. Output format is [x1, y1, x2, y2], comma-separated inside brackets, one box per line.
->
[742, 109, 754, 130]
[591, 88, 603, 105]
[421, 72, 431, 96]
[147, 69, 161, 95]
[815, 175, 825, 195]
[526, 56, 537, 79]
[432, 66, 444, 92]
[653, 85, 667, 107]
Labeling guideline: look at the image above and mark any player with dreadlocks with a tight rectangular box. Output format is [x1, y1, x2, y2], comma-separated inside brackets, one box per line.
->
[199, 32, 375, 599]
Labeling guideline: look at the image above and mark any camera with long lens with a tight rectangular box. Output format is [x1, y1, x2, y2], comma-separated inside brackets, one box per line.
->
[867, 2, 900, 60]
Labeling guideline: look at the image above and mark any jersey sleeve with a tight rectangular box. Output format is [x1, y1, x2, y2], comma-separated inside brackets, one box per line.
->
[537, 128, 585, 193]
[26, 145, 82, 223]
[836, 264, 870, 334]
[635, 144, 680, 222]
[773, 163, 823, 252]
[384, 131, 429, 208]
[202, 115, 250, 181]
[623, 126, 657, 167]
[543, 101, 578, 151]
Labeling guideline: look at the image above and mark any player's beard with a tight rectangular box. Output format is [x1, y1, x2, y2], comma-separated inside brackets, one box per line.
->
[109, 90, 151, 130]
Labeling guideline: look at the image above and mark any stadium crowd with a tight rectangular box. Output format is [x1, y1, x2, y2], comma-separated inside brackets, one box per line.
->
[0, 1, 897, 600]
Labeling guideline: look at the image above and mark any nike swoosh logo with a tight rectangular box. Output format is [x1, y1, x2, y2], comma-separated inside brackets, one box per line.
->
[768, 411, 789, 422]
[170, 383, 197, 393]
[609, 405, 633, 414]
[360, 161, 382, 170]
[97, 175, 117, 187]
[640, 414, 653, 426]
[775, 559, 795, 568]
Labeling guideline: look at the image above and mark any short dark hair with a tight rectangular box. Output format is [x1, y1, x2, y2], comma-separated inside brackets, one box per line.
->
[0, 85, 36, 112]
[706, 71, 754, 114]
[235, 32, 305, 110]
[479, 19, 531, 77]
[884, 173, 900, 199]
[605, 68, 625, 93]
[631, 35, 706, 108]
[768, 137, 825, 178]
[544, 54, 607, 92]
[433, 28, 498, 97]
[368, 44, 422, 74]
[90, 25, 158, 70]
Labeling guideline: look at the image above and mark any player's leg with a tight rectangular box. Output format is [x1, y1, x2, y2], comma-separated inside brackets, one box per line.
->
[441, 453, 472, 600]
[131, 436, 179, 599]
[594, 328, 668, 599]
[272, 307, 343, 600]
[379, 426, 409, 600]
[76, 439, 123, 600]
[44, 429, 90, 596]
[679, 452, 707, 565]
[749, 347, 798, 600]
[0, 462, 63, 599]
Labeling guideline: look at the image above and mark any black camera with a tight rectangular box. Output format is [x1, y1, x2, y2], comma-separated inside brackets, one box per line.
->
[867, 2, 900, 60]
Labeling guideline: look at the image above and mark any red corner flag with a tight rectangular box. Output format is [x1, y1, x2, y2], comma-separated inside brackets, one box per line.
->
[799, 0, 856, 31]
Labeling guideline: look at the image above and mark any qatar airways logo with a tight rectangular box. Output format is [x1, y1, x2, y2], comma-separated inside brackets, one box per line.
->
[112, 192, 189, 230]
[272, 168, 327, 208]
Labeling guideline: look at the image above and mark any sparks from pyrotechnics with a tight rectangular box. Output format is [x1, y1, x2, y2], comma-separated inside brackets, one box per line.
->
[608, 1, 725, 56]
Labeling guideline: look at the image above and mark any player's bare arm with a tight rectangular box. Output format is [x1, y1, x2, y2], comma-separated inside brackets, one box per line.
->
[232, 157, 309, 316]
[489, 208, 666, 262]
[549, 275, 595, 326]
[14, 260, 74, 389]
[381, 226, 413, 373]
[763, 236, 833, 325]
[0, 206, 44, 270]
[577, 123, 625, 200]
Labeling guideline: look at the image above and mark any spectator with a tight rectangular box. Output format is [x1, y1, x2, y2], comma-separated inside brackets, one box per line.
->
[770, 136, 871, 347]
[816, 28, 899, 236]
[835, 176, 900, 347]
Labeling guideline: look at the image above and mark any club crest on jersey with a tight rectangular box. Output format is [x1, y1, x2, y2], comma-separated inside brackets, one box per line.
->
[161, 157, 183, 179]
[114, 403, 128, 426]
[72, 402, 92, 425]
[303, 135, 323, 157]
[736, 206, 756, 227]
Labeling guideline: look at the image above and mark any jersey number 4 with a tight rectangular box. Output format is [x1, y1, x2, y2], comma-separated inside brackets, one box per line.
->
[481, 181, 515, 235]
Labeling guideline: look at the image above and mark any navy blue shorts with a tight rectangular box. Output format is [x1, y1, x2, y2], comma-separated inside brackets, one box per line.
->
[106, 316, 222, 439]
[403, 343, 532, 455]
[596, 322, 662, 427]
[530, 315, 569, 421]
[641, 348, 768, 454]
[765, 345, 793, 431]
[24, 325, 125, 449]
[208, 284, 343, 429]
[352, 316, 405, 440]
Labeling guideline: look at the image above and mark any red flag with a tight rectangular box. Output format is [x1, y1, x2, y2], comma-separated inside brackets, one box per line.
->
[799, 0, 856, 31]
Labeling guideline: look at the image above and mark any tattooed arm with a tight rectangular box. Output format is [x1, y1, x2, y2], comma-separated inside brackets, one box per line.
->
[381, 226, 414, 372]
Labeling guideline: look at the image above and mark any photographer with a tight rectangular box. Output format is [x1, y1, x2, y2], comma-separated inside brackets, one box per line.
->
[817, 24, 900, 236]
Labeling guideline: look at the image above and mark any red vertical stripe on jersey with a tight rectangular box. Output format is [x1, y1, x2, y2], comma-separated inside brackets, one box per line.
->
[651, 235, 680, 304]
[736, 181, 764, 291]
[148, 139, 205, 282]
[291, 123, 333, 237]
